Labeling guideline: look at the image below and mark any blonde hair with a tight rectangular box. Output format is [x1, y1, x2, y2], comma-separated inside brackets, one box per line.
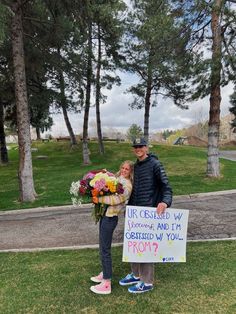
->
[116, 160, 134, 183]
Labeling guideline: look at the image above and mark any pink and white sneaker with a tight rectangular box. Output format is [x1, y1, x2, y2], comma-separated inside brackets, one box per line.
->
[90, 280, 111, 295]
[90, 272, 103, 283]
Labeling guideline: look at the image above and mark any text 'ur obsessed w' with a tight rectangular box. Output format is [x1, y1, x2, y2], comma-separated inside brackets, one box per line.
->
[122, 206, 189, 263]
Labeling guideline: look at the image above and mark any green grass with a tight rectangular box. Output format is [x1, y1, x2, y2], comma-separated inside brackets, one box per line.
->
[0, 241, 235, 314]
[1, 141, 236, 211]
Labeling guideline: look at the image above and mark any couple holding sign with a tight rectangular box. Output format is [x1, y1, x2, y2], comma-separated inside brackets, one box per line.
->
[90, 138, 173, 295]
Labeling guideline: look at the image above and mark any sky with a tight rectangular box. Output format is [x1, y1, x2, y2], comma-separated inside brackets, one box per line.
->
[47, 71, 234, 138]
[46, 0, 235, 138]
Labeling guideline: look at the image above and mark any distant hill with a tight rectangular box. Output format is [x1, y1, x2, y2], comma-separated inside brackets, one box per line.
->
[184, 136, 208, 147]
[184, 113, 236, 142]
[169, 113, 236, 147]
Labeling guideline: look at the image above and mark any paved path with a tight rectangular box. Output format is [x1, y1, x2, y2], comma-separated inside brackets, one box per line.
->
[219, 150, 236, 161]
[0, 190, 236, 252]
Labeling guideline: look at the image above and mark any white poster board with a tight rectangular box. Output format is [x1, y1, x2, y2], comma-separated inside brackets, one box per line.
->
[122, 206, 189, 263]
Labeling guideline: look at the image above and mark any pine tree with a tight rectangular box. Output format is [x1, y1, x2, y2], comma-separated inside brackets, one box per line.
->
[124, 0, 192, 140]
[83, 18, 93, 165]
[229, 88, 236, 131]
[126, 124, 143, 141]
[28, 0, 83, 146]
[92, 0, 125, 154]
[10, 0, 36, 201]
[179, 0, 236, 177]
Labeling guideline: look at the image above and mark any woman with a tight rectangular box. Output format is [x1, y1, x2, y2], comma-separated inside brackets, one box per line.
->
[90, 160, 134, 295]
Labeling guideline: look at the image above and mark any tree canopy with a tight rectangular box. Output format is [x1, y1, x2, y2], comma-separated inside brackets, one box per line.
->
[1, 0, 236, 202]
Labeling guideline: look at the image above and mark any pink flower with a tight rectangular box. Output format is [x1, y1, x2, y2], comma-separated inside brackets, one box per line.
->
[83, 172, 95, 180]
[94, 178, 106, 191]
[106, 171, 115, 177]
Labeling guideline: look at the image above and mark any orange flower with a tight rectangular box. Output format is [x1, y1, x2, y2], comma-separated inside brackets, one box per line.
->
[92, 189, 99, 197]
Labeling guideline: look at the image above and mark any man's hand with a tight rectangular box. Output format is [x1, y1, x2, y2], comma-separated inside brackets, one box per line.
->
[157, 202, 167, 215]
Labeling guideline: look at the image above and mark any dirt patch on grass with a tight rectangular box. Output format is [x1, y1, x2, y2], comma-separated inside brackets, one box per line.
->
[220, 140, 236, 147]
[186, 136, 208, 147]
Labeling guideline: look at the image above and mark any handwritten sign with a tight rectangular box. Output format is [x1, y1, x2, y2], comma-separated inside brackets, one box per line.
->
[122, 206, 189, 263]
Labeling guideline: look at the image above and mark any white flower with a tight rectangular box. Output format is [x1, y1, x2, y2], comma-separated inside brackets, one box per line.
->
[70, 181, 81, 196]
[71, 197, 82, 207]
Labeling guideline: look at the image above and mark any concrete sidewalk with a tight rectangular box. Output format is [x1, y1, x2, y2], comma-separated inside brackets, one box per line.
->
[219, 150, 236, 161]
[0, 190, 236, 252]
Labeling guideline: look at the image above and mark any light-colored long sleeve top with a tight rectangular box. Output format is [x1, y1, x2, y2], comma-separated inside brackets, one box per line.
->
[98, 177, 132, 217]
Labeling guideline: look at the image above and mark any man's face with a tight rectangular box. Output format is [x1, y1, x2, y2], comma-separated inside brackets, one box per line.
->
[133, 145, 148, 160]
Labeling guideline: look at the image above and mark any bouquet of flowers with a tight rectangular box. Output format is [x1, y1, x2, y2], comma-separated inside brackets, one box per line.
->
[70, 169, 125, 223]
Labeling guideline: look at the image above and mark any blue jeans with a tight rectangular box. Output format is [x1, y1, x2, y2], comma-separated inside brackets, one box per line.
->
[99, 216, 118, 280]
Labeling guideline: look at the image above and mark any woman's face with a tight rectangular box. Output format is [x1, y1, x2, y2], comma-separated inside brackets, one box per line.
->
[120, 163, 131, 179]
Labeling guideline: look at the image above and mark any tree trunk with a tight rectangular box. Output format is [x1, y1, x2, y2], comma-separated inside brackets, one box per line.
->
[61, 104, 77, 145]
[57, 52, 77, 146]
[82, 22, 92, 165]
[95, 23, 104, 154]
[36, 127, 41, 140]
[0, 100, 8, 164]
[143, 59, 153, 141]
[11, 0, 36, 201]
[207, 0, 223, 177]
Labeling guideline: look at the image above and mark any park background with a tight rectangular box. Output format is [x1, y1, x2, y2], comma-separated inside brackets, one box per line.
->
[1, 0, 236, 313]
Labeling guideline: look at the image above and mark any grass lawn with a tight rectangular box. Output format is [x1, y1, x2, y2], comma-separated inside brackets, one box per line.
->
[1, 141, 236, 211]
[0, 241, 235, 314]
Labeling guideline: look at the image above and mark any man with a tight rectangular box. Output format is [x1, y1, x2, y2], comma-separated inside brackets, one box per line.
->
[119, 138, 172, 293]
